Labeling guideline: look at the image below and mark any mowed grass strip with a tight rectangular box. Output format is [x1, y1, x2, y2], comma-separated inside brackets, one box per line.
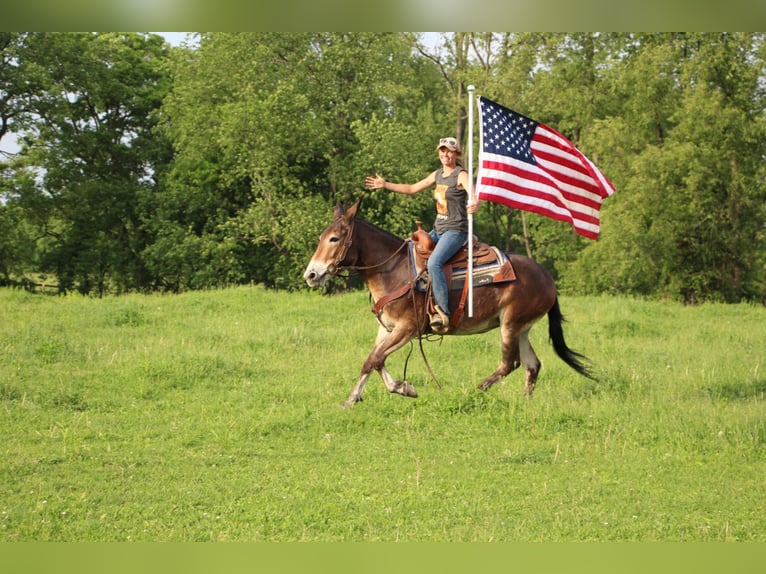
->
[1, 287, 764, 541]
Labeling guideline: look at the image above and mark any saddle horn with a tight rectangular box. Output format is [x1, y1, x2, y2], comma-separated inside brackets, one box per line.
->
[411, 221, 434, 255]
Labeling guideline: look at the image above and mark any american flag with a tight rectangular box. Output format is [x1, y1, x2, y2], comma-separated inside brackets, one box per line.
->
[476, 96, 615, 240]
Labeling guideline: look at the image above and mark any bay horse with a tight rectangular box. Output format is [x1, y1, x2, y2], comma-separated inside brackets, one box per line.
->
[303, 200, 594, 407]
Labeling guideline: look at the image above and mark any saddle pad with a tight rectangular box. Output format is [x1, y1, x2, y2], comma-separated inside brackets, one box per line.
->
[410, 242, 516, 292]
[449, 247, 516, 290]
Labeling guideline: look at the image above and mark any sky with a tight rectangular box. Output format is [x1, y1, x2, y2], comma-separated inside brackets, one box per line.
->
[154, 31, 196, 47]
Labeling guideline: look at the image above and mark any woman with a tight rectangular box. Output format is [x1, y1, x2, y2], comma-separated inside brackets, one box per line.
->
[365, 137, 481, 333]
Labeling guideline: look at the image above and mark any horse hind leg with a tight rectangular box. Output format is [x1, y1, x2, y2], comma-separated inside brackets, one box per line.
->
[478, 312, 542, 395]
[519, 328, 541, 396]
[478, 319, 521, 391]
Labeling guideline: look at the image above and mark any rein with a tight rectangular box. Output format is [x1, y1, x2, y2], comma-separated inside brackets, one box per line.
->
[344, 239, 411, 274]
[327, 217, 411, 277]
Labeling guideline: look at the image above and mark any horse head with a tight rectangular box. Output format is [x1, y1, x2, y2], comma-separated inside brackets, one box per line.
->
[303, 200, 360, 287]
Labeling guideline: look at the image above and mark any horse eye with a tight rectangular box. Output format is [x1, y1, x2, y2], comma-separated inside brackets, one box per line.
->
[329, 236, 340, 243]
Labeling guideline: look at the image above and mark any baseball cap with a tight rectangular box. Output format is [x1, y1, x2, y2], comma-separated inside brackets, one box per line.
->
[436, 137, 460, 152]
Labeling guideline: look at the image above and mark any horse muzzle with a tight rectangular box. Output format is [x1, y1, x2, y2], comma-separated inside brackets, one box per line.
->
[303, 261, 330, 288]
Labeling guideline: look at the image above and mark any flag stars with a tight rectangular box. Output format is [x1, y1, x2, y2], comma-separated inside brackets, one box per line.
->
[481, 100, 539, 165]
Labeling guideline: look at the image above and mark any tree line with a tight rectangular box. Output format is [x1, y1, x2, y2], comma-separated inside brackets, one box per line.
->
[1, 32, 764, 303]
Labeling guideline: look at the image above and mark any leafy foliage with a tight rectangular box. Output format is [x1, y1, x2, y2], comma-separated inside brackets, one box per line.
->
[564, 33, 766, 303]
[1, 32, 765, 301]
[1, 32, 172, 294]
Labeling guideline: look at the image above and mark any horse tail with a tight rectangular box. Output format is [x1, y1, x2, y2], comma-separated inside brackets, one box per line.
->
[547, 297, 596, 380]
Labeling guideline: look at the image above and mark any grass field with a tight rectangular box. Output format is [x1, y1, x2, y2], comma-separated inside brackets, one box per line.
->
[1, 286, 764, 541]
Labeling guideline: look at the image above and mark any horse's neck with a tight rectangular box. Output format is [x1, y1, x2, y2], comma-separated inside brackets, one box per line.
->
[354, 220, 410, 286]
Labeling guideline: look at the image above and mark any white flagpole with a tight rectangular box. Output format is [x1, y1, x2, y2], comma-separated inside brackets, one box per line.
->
[467, 85, 475, 318]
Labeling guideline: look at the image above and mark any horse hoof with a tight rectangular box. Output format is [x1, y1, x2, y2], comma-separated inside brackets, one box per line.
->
[402, 383, 418, 398]
[342, 396, 362, 408]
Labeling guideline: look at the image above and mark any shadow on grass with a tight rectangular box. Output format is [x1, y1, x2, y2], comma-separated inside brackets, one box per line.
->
[438, 390, 510, 415]
[706, 379, 766, 401]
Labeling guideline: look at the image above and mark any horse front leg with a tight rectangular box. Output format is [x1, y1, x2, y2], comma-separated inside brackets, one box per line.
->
[380, 365, 418, 398]
[343, 324, 417, 407]
[343, 372, 372, 407]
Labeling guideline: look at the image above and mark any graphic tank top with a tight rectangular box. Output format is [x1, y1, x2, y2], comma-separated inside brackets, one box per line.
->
[433, 167, 467, 234]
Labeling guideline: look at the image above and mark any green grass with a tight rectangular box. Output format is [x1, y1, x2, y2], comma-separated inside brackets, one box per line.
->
[1, 286, 764, 541]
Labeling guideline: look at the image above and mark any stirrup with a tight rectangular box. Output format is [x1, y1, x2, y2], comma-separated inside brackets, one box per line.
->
[430, 304, 450, 334]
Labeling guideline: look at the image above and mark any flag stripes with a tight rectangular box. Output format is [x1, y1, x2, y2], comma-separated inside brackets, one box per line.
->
[476, 96, 614, 239]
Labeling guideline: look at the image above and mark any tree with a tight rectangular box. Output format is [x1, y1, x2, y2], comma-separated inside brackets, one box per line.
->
[1, 33, 22, 145]
[2, 32, 763, 302]
[156, 32, 446, 290]
[566, 33, 766, 302]
[1, 33, 42, 285]
[1, 32, 172, 294]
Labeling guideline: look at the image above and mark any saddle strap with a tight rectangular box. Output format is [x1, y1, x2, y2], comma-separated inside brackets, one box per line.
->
[449, 271, 471, 329]
[371, 283, 413, 316]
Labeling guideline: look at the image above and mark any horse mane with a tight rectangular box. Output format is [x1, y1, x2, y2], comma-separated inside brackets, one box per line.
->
[354, 217, 408, 245]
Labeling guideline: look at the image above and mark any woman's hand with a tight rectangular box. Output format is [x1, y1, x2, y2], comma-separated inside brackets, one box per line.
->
[467, 198, 481, 214]
[365, 173, 385, 190]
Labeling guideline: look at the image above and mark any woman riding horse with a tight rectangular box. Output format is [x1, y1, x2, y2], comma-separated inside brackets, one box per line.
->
[365, 137, 480, 334]
[304, 200, 594, 407]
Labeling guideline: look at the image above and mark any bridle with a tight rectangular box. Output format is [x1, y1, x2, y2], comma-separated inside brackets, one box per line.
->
[326, 217, 355, 277]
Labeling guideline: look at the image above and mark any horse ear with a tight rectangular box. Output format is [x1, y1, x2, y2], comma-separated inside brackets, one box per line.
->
[333, 202, 345, 219]
[344, 197, 362, 221]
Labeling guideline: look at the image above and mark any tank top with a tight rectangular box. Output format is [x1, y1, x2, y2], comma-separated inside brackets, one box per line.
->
[433, 167, 467, 234]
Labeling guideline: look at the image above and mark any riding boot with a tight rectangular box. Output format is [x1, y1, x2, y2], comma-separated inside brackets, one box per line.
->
[430, 304, 450, 334]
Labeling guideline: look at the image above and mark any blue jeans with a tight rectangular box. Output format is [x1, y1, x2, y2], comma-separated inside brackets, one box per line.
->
[428, 229, 468, 316]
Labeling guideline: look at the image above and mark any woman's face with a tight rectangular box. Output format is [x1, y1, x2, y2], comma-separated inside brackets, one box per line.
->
[438, 147, 459, 167]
